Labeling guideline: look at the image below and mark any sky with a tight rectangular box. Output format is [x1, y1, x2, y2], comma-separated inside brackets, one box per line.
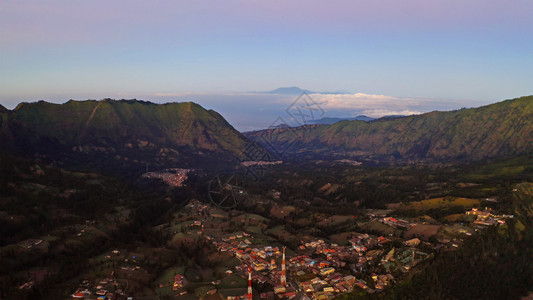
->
[1, 0, 532, 131]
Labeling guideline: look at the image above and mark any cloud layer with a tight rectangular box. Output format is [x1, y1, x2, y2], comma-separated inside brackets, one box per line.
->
[308, 93, 421, 117]
[143, 91, 492, 131]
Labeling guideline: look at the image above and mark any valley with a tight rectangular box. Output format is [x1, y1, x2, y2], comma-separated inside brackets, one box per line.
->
[4, 1, 532, 298]
[1, 148, 531, 299]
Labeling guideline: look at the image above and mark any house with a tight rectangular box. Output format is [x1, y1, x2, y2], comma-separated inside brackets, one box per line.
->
[377, 236, 390, 244]
[173, 274, 184, 290]
[72, 292, 87, 298]
[284, 292, 296, 299]
[357, 282, 368, 289]
[382, 249, 395, 262]
[405, 238, 421, 247]
[354, 245, 367, 253]
[207, 288, 217, 295]
[474, 219, 496, 226]
[477, 211, 491, 220]
[300, 282, 314, 293]
[274, 285, 286, 294]
[319, 267, 335, 276]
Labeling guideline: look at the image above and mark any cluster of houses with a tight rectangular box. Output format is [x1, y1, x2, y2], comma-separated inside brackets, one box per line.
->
[70, 249, 147, 299]
[297, 274, 357, 300]
[141, 168, 190, 187]
[206, 229, 425, 299]
[293, 238, 402, 296]
[18, 280, 35, 290]
[18, 238, 43, 249]
[240, 160, 283, 167]
[146, 199, 513, 299]
[379, 247, 428, 274]
[290, 253, 357, 298]
[71, 278, 124, 299]
[208, 232, 299, 299]
[173, 200, 516, 299]
[191, 204, 448, 298]
[466, 207, 513, 226]
[172, 274, 185, 291]
[294, 231, 439, 296]
[379, 217, 413, 229]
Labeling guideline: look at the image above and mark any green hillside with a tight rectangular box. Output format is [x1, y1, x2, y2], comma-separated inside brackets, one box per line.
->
[246, 96, 533, 162]
[0, 99, 252, 175]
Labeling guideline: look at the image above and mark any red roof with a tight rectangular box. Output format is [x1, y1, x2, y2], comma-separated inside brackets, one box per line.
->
[72, 292, 86, 298]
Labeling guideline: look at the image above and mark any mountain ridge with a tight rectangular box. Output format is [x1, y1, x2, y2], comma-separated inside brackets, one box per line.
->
[245, 96, 533, 162]
[0, 99, 255, 175]
[307, 116, 375, 125]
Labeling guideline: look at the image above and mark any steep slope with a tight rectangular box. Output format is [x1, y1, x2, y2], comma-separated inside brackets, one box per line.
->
[0, 105, 10, 146]
[245, 96, 533, 162]
[0, 99, 253, 174]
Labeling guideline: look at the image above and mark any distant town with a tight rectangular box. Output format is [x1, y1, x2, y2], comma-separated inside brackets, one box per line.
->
[142, 169, 192, 187]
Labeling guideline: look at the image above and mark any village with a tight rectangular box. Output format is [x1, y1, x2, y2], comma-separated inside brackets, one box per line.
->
[132, 197, 513, 300]
[1, 165, 526, 300]
[6, 173, 514, 300]
[141, 168, 191, 187]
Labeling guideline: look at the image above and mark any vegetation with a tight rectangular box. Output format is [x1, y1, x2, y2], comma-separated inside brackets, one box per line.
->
[246, 96, 533, 163]
[346, 183, 533, 300]
[0, 97, 532, 299]
[0, 99, 253, 176]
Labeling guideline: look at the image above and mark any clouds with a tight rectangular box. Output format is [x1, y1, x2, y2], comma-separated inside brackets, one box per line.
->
[277, 93, 422, 118]
[290, 92, 494, 119]
[311, 93, 403, 110]
[358, 109, 422, 118]
[141, 91, 492, 131]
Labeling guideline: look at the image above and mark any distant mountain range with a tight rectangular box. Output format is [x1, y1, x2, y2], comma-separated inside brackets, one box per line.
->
[262, 86, 351, 95]
[245, 96, 533, 162]
[262, 115, 412, 128]
[0, 99, 255, 175]
[264, 87, 313, 95]
[307, 116, 375, 124]
[367, 115, 406, 122]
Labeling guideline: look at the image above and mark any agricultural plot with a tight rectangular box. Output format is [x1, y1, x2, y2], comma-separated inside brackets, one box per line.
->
[317, 215, 354, 227]
[404, 224, 441, 240]
[398, 197, 480, 211]
[362, 220, 395, 236]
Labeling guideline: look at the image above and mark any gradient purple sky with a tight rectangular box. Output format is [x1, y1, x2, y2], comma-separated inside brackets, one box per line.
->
[1, 0, 532, 130]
